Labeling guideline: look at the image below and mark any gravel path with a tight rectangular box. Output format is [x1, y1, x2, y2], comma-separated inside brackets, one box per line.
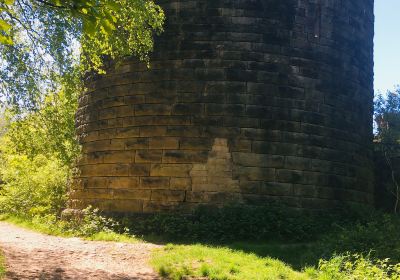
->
[0, 222, 160, 280]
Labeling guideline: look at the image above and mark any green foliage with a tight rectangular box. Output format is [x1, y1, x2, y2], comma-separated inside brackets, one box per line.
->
[64, 206, 127, 237]
[121, 204, 356, 243]
[375, 88, 400, 144]
[318, 212, 400, 262]
[3, 89, 79, 166]
[0, 0, 164, 109]
[306, 254, 400, 280]
[0, 81, 78, 216]
[374, 88, 400, 213]
[0, 154, 69, 216]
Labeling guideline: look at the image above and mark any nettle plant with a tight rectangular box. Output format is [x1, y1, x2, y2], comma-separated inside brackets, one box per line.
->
[0, 0, 164, 110]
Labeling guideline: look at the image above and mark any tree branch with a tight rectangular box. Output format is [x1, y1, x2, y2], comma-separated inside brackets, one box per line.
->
[33, 0, 68, 9]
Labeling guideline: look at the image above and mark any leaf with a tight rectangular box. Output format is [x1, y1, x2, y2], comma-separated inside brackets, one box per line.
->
[3, 0, 15, 5]
[0, 33, 13, 45]
[80, 7, 88, 14]
[83, 19, 96, 35]
[0, 19, 12, 32]
[100, 18, 115, 34]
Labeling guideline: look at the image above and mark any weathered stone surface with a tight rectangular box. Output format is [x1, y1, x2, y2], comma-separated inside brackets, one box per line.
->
[71, 0, 375, 213]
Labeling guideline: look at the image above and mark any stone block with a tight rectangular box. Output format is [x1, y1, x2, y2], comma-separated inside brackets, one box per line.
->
[149, 137, 179, 149]
[150, 164, 192, 177]
[140, 177, 170, 189]
[232, 152, 284, 168]
[139, 126, 167, 137]
[284, 156, 312, 170]
[170, 178, 192, 190]
[163, 150, 208, 163]
[276, 169, 304, 184]
[151, 190, 186, 202]
[135, 150, 163, 163]
[135, 104, 171, 116]
[97, 129, 116, 140]
[125, 138, 148, 150]
[166, 126, 204, 137]
[115, 127, 140, 138]
[85, 177, 109, 189]
[172, 103, 204, 115]
[109, 177, 140, 189]
[80, 164, 130, 177]
[113, 189, 151, 200]
[130, 164, 151, 176]
[179, 138, 212, 150]
[234, 167, 276, 181]
[84, 140, 112, 153]
[102, 151, 132, 163]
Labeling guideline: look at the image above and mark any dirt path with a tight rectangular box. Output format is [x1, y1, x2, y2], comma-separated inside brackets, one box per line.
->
[0, 222, 161, 280]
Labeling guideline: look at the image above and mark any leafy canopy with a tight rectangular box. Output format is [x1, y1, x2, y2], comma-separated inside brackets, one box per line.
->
[0, 0, 164, 109]
[375, 88, 400, 145]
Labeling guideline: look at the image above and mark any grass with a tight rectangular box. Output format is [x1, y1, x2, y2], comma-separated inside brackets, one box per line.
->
[0, 250, 5, 279]
[0, 214, 140, 244]
[152, 244, 311, 280]
[0, 214, 69, 237]
[151, 244, 400, 280]
[229, 242, 321, 270]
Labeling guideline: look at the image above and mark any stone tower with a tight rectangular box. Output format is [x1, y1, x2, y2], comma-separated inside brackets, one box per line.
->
[71, 0, 375, 213]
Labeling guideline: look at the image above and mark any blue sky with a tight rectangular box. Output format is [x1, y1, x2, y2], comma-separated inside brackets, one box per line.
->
[375, 0, 400, 94]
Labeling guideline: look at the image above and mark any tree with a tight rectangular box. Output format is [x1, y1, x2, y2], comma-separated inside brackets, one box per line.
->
[0, 0, 164, 109]
[375, 87, 400, 213]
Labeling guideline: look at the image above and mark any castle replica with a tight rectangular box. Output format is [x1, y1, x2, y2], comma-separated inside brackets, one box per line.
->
[70, 0, 375, 213]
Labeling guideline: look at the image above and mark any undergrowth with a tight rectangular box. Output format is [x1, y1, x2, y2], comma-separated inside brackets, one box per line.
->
[0, 208, 139, 243]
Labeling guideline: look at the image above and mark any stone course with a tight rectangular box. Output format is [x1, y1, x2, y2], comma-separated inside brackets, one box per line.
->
[70, 0, 375, 213]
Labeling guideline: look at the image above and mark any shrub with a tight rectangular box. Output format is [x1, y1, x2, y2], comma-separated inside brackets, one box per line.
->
[64, 207, 127, 237]
[0, 154, 69, 217]
[318, 213, 400, 262]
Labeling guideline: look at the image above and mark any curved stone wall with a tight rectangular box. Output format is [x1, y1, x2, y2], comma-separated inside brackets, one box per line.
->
[70, 0, 375, 213]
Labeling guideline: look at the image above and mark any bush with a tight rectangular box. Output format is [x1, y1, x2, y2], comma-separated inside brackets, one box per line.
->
[0, 154, 69, 217]
[64, 207, 126, 237]
[318, 213, 400, 262]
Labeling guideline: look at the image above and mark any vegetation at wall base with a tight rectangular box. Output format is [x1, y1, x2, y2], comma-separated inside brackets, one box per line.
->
[0, 212, 139, 244]
[117, 205, 400, 267]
